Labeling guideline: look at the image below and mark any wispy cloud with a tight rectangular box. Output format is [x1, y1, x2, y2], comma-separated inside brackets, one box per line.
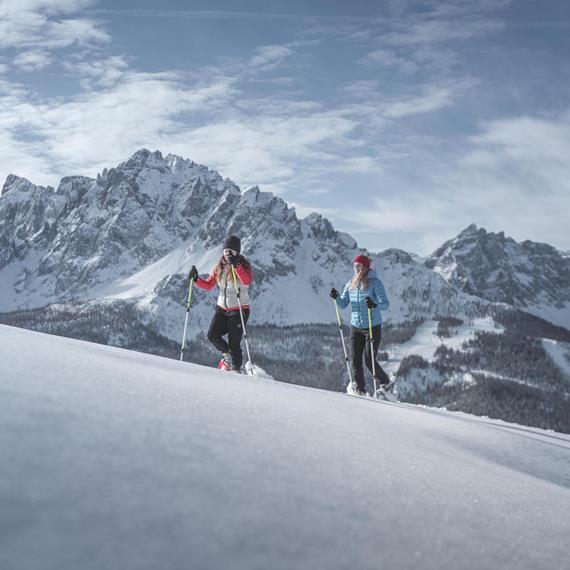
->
[62, 55, 129, 88]
[247, 45, 295, 73]
[382, 79, 476, 118]
[13, 50, 52, 71]
[311, 111, 570, 253]
[359, 49, 419, 72]
[0, 61, 373, 196]
[0, 0, 109, 50]
[0, 72, 237, 183]
[356, 0, 506, 78]
[462, 115, 570, 198]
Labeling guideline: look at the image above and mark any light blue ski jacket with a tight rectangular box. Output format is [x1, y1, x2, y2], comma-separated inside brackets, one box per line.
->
[335, 269, 390, 328]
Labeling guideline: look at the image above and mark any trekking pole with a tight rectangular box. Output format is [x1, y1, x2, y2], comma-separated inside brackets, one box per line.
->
[368, 306, 378, 398]
[333, 299, 353, 389]
[179, 272, 195, 362]
[230, 264, 253, 374]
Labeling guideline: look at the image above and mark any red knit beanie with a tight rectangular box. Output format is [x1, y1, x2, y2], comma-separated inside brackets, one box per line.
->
[353, 255, 370, 269]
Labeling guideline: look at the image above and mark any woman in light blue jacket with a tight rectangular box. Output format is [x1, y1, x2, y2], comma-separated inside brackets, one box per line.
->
[330, 255, 390, 396]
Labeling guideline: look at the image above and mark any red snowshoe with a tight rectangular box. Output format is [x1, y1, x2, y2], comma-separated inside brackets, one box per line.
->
[217, 354, 232, 372]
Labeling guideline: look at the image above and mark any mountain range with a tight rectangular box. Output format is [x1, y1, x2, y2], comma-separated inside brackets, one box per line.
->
[1, 149, 569, 432]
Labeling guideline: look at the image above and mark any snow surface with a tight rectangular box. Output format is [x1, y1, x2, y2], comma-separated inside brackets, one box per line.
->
[1, 325, 569, 570]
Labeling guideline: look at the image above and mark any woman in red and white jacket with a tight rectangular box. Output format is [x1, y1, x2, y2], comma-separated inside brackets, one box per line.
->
[189, 235, 253, 372]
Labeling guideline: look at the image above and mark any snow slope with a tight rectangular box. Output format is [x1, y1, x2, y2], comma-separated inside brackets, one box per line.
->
[1, 325, 569, 570]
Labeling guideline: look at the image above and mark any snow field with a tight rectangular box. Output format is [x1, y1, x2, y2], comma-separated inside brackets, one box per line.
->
[1, 324, 569, 570]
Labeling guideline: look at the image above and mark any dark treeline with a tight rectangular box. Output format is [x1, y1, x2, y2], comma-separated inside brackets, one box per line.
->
[492, 307, 570, 342]
[433, 332, 567, 391]
[434, 316, 464, 338]
[0, 303, 179, 358]
[405, 372, 570, 434]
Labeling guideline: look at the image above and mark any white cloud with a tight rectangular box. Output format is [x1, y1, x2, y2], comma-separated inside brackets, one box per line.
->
[0, 0, 108, 50]
[382, 85, 458, 118]
[339, 79, 475, 121]
[162, 109, 366, 190]
[355, 1, 506, 79]
[63, 55, 129, 88]
[314, 112, 570, 253]
[359, 49, 418, 72]
[13, 50, 52, 71]
[44, 18, 109, 47]
[247, 45, 294, 73]
[0, 72, 238, 185]
[0, 63, 375, 196]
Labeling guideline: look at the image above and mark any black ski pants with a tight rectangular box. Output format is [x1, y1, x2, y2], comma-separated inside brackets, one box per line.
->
[207, 305, 250, 370]
[350, 325, 390, 392]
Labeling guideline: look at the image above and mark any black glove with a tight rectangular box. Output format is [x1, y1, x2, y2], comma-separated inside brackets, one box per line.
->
[330, 288, 339, 300]
[365, 296, 377, 309]
[188, 266, 199, 280]
[227, 254, 239, 267]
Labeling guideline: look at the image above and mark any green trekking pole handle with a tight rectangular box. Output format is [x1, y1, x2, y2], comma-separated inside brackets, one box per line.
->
[185, 277, 194, 311]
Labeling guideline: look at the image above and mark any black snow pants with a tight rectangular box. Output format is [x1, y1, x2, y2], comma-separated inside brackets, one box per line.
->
[350, 325, 390, 392]
[207, 305, 250, 370]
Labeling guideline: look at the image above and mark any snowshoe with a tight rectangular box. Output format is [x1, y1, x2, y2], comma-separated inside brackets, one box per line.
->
[217, 353, 232, 372]
[375, 384, 399, 403]
[347, 382, 367, 397]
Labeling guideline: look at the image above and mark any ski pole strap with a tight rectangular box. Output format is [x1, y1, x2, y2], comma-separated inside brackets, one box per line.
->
[368, 307, 373, 339]
[185, 277, 194, 311]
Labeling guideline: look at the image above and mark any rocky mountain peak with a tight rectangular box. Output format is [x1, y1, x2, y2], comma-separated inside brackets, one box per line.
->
[381, 248, 414, 265]
[1, 174, 52, 197]
[428, 225, 570, 328]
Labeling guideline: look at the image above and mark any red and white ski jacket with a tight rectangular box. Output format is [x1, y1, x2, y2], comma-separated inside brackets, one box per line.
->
[195, 263, 253, 311]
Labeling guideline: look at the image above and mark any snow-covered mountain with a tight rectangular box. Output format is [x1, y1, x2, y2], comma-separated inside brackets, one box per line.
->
[2, 324, 569, 570]
[0, 149, 489, 343]
[427, 224, 570, 330]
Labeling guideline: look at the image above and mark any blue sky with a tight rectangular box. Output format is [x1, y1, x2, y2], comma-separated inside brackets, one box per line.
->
[1, 0, 569, 254]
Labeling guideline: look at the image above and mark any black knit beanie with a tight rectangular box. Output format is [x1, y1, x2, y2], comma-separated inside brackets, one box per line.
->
[223, 235, 241, 254]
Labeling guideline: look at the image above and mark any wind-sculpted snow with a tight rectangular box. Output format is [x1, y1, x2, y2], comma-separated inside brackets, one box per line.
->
[1, 325, 569, 570]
